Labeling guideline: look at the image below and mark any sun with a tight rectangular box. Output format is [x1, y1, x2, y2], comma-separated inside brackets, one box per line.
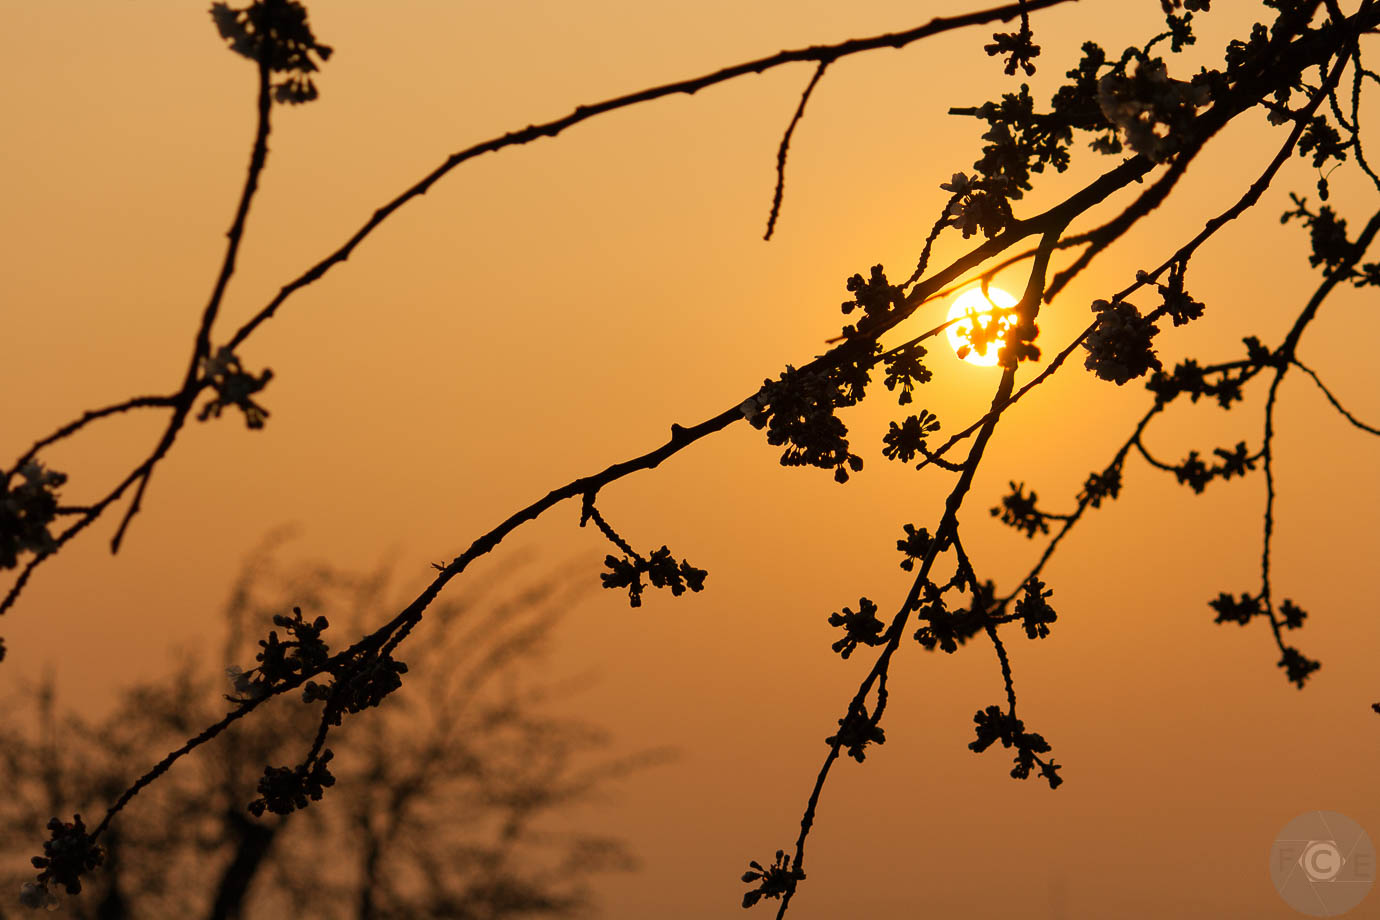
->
[945, 286, 1018, 367]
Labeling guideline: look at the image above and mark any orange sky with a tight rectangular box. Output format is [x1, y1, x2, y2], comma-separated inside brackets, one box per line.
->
[2, 2, 1378, 917]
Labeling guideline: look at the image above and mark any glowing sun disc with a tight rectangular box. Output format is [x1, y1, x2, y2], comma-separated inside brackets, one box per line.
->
[946, 286, 1018, 367]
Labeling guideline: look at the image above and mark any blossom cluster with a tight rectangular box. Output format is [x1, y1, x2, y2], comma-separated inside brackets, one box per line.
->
[880, 341, 931, 406]
[1, 461, 66, 570]
[991, 481, 1052, 538]
[826, 597, 886, 659]
[838, 264, 904, 339]
[827, 708, 887, 763]
[1096, 58, 1210, 163]
[895, 523, 942, 572]
[1146, 358, 1247, 408]
[601, 546, 707, 608]
[198, 347, 274, 429]
[969, 705, 1063, 789]
[227, 605, 332, 705]
[1211, 590, 1322, 688]
[1080, 465, 1122, 509]
[881, 410, 941, 465]
[740, 850, 804, 910]
[248, 749, 336, 816]
[21, 815, 104, 911]
[913, 579, 990, 654]
[745, 355, 870, 484]
[210, 0, 333, 103]
[1015, 578, 1057, 640]
[1281, 194, 1357, 274]
[310, 653, 409, 719]
[1083, 299, 1162, 385]
[1171, 442, 1257, 493]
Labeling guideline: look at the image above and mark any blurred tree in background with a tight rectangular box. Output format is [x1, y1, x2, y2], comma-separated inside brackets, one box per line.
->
[0, 538, 658, 919]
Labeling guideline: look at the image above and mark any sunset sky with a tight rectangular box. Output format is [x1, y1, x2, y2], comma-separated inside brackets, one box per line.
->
[2, 2, 1378, 918]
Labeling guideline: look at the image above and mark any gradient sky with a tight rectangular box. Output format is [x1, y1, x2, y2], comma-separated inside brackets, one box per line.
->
[2, 2, 1378, 918]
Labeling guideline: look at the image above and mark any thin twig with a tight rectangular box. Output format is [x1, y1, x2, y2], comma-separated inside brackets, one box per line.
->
[1293, 359, 1380, 434]
[9, 396, 177, 476]
[1260, 372, 1283, 628]
[0, 63, 276, 616]
[224, 0, 1077, 352]
[918, 318, 1097, 470]
[763, 61, 830, 241]
[579, 494, 641, 560]
[92, 700, 262, 838]
[1000, 404, 1161, 606]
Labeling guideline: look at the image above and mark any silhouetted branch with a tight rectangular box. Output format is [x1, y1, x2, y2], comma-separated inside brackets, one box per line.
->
[917, 318, 1098, 470]
[991, 205, 1380, 695]
[91, 702, 262, 839]
[9, 396, 177, 477]
[1048, 8, 1361, 297]
[224, 0, 1076, 352]
[1293, 358, 1380, 433]
[0, 59, 275, 618]
[774, 227, 1066, 918]
[112, 60, 275, 553]
[920, 45, 1361, 474]
[0, 0, 1078, 627]
[763, 61, 830, 241]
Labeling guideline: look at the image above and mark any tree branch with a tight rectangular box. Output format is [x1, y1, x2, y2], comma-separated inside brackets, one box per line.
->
[112, 59, 276, 552]
[763, 61, 830, 241]
[224, 0, 1076, 352]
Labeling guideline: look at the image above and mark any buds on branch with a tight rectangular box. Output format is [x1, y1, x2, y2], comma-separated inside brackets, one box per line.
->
[0, 461, 66, 570]
[22, 816, 104, 909]
[211, 0, 333, 103]
[969, 705, 1063, 788]
[740, 849, 804, 910]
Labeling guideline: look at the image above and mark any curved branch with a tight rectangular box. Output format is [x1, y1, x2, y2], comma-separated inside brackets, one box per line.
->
[1132, 436, 1179, 472]
[223, 0, 1077, 352]
[1293, 358, 1380, 434]
[918, 317, 1097, 470]
[112, 60, 276, 552]
[918, 39, 1363, 474]
[9, 395, 177, 476]
[1048, 6, 1365, 298]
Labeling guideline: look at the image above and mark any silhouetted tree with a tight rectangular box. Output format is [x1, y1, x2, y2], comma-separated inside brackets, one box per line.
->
[0, 539, 654, 918]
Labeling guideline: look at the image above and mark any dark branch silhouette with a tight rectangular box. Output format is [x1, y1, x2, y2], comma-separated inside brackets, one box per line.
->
[763, 61, 830, 241]
[2, 546, 656, 917]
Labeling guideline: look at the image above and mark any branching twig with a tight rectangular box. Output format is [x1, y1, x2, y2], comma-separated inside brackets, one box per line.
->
[8, 396, 177, 477]
[4, 1, 1083, 619]
[223, 0, 1076, 352]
